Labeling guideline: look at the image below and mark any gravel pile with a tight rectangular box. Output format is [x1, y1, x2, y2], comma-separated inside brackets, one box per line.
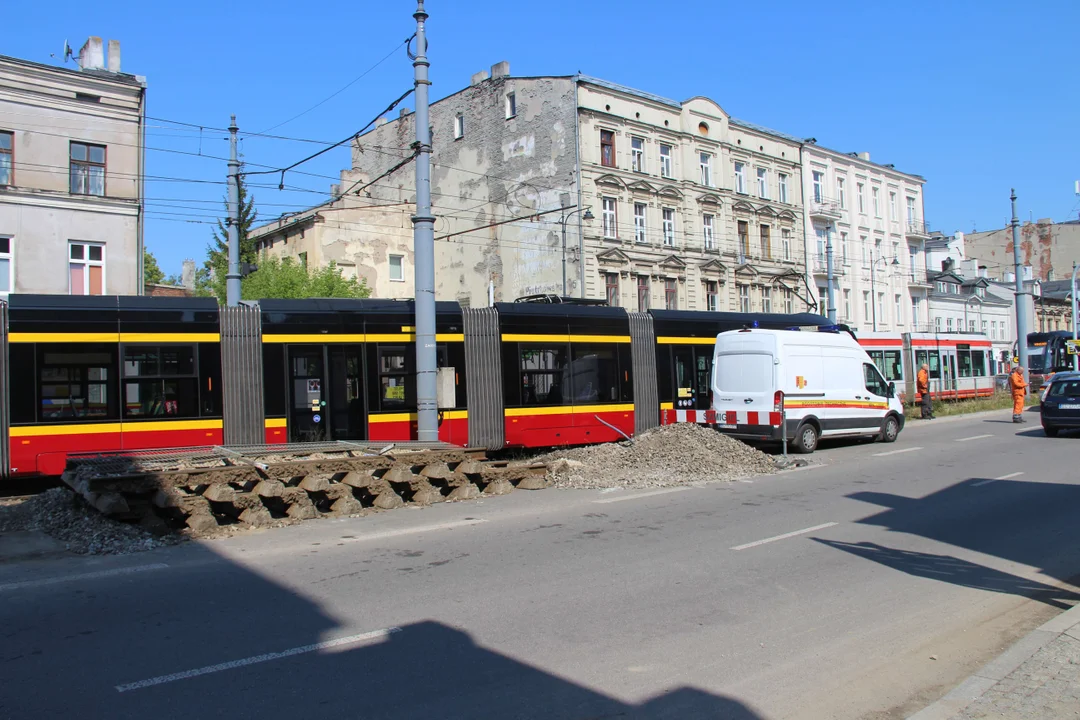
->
[542, 423, 778, 490]
[0, 488, 181, 555]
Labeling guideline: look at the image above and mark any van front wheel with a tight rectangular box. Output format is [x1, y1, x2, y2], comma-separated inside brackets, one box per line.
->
[880, 415, 901, 443]
[793, 423, 819, 454]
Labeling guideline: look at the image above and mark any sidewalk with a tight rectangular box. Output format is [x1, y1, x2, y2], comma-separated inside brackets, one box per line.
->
[909, 601, 1080, 719]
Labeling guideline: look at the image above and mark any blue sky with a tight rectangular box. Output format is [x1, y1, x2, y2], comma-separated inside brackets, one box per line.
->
[8, 0, 1080, 276]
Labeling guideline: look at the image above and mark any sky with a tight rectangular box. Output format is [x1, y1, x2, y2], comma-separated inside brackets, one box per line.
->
[7, 0, 1080, 277]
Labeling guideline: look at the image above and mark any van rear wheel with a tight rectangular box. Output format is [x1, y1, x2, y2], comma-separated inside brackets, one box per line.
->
[880, 415, 901, 443]
[793, 423, 819, 454]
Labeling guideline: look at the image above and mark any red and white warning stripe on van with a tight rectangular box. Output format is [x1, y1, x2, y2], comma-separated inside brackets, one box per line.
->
[660, 409, 783, 427]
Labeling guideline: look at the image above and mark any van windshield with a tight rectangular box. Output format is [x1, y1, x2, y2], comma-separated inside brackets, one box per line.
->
[715, 353, 771, 393]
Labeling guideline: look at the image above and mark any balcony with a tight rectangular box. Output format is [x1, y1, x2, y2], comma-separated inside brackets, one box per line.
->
[905, 219, 931, 238]
[811, 254, 846, 276]
[809, 195, 843, 220]
[907, 267, 932, 288]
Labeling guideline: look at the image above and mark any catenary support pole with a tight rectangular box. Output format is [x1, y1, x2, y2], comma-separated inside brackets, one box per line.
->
[870, 254, 877, 332]
[1011, 189, 1029, 381]
[412, 1, 438, 441]
[825, 223, 837, 324]
[225, 116, 241, 307]
[1072, 261, 1078, 372]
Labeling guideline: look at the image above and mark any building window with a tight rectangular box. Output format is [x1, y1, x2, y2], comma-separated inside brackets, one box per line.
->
[659, 144, 672, 178]
[762, 286, 772, 313]
[840, 231, 849, 264]
[634, 203, 647, 244]
[664, 279, 677, 309]
[981, 319, 988, 336]
[737, 220, 749, 258]
[631, 137, 645, 172]
[700, 152, 713, 186]
[69, 241, 104, 295]
[738, 284, 750, 313]
[936, 316, 942, 332]
[600, 129, 615, 167]
[861, 236, 869, 267]
[70, 142, 106, 196]
[696, 213, 714, 251]
[734, 162, 746, 194]
[782, 228, 791, 261]
[756, 167, 768, 198]
[947, 317, 953, 332]
[912, 297, 920, 327]
[778, 173, 788, 204]
[505, 92, 516, 119]
[0, 131, 12, 186]
[990, 320, 996, 340]
[453, 114, 465, 140]
[969, 319, 976, 333]
[837, 177, 846, 209]
[784, 289, 794, 314]
[889, 191, 897, 221]
[0, 236, 11, 295]
[872, 186, 881, 217]
[298, 251, 308, 269]
[857, 182, 865, 213]
[906, 196, 917, 224]
[877, 292, 885, 324]
[637, 275, 650, 311]
[389, 254, 404, 281]
[895, 294, 903, 326]
[605, 272, 619, 307]
[602, 197, 617, 239]
[862, 291, 871, 322]
[662, 208, 675, 247]
[818, 286, 829, 316]
[843, 289, 851, 320]
[812, 170, 824, 202]
[705, 280, 718, 311]
[759, 224, 771, 259]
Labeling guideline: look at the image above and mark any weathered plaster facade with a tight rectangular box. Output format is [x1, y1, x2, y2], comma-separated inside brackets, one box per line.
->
[0, 39, 145, 297]
[801, 144, 929, 332]
[966, 218, 1080, 284]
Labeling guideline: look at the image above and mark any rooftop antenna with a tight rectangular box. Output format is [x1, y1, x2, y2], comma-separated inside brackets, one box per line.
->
[50, 40, 76, 66]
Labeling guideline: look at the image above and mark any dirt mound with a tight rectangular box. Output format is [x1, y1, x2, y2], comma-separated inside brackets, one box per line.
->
[542, 423, 778, 490]
[0, 488, 182, 555]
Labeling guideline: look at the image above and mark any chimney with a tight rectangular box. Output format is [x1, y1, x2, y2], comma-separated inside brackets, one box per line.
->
[181, 259, 196, 290]
[1022, 265, 1033, 281]
[1036, 217, 1053, 225]
[490, 61, 510, 79]
[399, 107, 409, 118]
[470, 70, 489, 86]
[78, 37, 105, 70]
[857, 151, 870, 161]
[107, 40, 121, 72]
[375, 117, 387, 127]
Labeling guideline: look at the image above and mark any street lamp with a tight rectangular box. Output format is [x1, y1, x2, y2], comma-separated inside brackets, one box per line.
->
[870, 253, 900, 331]
[559, 206, 593, 297]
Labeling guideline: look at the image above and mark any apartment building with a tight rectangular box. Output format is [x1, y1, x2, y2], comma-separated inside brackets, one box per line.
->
[0, 38, 146, 296]
[801, 143, 929, 332]
[258, 63, 811, 311]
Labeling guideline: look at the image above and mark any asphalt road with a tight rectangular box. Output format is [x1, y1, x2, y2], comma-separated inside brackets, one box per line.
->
[2, 409, 1079, 720]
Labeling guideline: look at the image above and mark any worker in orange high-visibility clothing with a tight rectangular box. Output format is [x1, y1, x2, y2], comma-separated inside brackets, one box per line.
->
[917, 363, 933, 419]
[1009, 365, 1028, 423]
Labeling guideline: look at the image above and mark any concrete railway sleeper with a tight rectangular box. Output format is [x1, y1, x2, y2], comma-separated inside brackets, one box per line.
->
[60, 446, 549, 533]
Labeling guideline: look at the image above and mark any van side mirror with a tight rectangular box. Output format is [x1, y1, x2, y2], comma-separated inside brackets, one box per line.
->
[887, 381, 896, 398]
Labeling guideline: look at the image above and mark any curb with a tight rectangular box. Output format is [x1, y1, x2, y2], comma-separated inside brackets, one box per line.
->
[902, 406, 1037, 427]
[906, 600, 1080, 719]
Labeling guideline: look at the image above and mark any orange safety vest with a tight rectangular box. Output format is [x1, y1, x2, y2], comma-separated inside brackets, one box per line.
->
[917, 368, 929, 393]
[1009, 371, 1027, 394]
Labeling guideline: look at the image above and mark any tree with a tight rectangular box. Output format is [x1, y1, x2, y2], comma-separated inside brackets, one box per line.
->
[240, 256, 370, 300]
[144, 249, 165, 286]
[196, 171, 258, 302]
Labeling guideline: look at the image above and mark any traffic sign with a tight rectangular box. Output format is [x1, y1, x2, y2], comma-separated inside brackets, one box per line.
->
[1067, 339, 1080, 355]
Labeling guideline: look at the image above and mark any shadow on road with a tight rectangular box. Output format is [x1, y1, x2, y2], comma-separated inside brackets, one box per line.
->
[828, 477, 1080, 605]
[815, 539, 1079, 609]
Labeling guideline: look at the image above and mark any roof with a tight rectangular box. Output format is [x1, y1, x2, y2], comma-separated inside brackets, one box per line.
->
[0, 53, 145, 87]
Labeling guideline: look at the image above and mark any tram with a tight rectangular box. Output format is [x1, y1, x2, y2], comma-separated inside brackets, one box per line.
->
[856, 331, 997, 402]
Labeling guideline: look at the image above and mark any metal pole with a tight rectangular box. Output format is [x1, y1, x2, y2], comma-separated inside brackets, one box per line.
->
[871, 255, 877, 331]
[561, 216, 567, 296]
[825, 223, 837, 323]
[412, 1, 438, 441]
[225, 115, 241, 307]
[1072, 261, 1078, 372]
[1011, 189, 1029, 382]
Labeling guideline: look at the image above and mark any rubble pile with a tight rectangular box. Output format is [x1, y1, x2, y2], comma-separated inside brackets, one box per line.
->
[543, 423, 777, 490]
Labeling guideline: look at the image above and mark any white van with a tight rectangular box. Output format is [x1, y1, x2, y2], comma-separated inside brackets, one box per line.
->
[710, 328, 905, 453]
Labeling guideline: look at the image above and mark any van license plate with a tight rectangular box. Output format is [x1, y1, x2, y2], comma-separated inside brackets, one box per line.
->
[1059, 404, 1080, 409]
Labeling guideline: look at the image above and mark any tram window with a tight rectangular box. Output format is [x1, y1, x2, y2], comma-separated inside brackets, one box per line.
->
[378, 346, 408, 409]
[9, 344, 35, 424]
[198, 343, 222, 416]
[882, 350, 902, 381]
[915, 350, 940, 380]
[971, 350, 986, 377]
[569, 345, 620, 403]
[122, 345, 199, 419]
[520, 344, 569, 405]
[38, 348, 117, 421]
[958, 350, 973, 378]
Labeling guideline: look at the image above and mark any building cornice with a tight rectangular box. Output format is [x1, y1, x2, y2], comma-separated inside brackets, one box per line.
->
[0, 188, 138, 216]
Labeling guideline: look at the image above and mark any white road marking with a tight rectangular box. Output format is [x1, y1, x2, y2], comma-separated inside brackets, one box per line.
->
[873, 447, 922, 457]
[972, 471, 1025, 487]
[592, 487, 690, 504]
[0, 563, 168, 593]
[955, 434, 994, 443]
[116, 627, 399, 692]
[341, 519, 486, 543]
[731, 522, 839, 551]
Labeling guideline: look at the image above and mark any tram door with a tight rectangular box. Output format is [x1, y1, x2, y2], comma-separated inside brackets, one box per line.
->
[672, 346, 712, 410]
[940, 350, 958, 394]
[287, 345, 366, 443]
